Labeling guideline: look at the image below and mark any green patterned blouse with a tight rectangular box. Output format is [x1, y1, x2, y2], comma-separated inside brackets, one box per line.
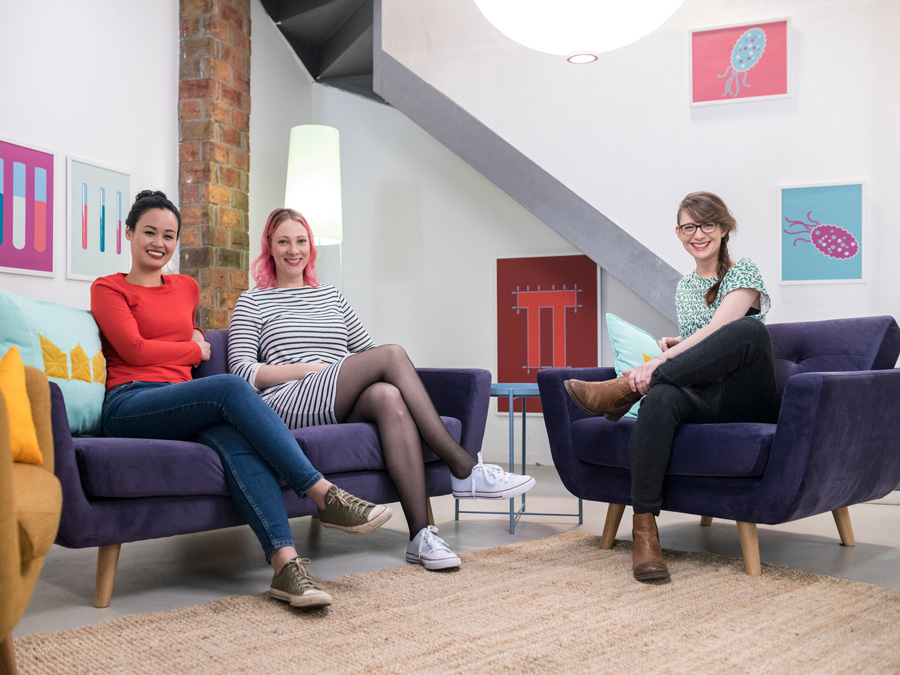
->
[675, 257, 771, 339]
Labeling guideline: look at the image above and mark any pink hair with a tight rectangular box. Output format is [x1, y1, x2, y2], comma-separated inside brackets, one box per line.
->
[251, 208, 320, 289]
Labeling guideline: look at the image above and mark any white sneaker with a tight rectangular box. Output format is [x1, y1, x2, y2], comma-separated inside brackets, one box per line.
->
[406, 525, 461, 570]
[451, 452, 536, 499]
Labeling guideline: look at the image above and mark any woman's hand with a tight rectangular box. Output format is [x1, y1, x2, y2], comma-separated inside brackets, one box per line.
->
[624, 357, 662, 396]
[196, 340, 211, 362]
[192, 329, 211, 362]
[656, 336, 681, 352]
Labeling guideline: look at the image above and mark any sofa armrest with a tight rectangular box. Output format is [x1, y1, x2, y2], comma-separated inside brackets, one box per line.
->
[416, 368, 491, 459]
[48, 383, 95, 548]
[765, 369, 900, 521]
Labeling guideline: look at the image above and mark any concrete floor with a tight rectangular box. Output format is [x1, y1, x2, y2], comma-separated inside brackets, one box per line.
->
[16, 464, 900, 638]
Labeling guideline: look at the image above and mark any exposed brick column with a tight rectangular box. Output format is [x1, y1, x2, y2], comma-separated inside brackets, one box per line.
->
[178, 0, 251, 330]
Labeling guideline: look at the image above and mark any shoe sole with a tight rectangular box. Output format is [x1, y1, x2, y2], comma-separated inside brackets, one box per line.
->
[406, 554, 461, 570]
[563, 380, 600, 416]
[452, 476, 536, 500]
[633, 570, 670, 582]
[320, 504, 393, 534]
[269, 588, 333, 608]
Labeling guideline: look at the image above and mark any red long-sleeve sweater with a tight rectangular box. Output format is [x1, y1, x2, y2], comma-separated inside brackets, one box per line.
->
[91, 273, 204, 390]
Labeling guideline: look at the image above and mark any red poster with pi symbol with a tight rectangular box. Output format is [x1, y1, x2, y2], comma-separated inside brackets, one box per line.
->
[497, 255, 598, 413]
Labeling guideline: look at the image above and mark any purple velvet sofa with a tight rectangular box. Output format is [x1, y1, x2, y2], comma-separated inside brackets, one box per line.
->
[52, 330, 491, 606]
[538, 315, 900, 575]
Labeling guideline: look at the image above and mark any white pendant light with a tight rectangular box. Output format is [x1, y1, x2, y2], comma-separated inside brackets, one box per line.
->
[472, 0, 683, 63]
[284, 125, 343, 245]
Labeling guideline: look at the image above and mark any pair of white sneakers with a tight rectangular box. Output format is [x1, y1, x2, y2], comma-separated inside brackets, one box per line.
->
[406, 453, 536, 571]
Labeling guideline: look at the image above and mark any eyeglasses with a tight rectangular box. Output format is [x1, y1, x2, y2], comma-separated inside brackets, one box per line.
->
[678, 222, 718, 236]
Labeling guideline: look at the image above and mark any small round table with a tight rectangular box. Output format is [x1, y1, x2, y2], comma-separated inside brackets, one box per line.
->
[455, 382, 584, 534]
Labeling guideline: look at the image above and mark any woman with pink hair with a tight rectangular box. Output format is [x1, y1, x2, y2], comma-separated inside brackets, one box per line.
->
[229, 208, 536, 571]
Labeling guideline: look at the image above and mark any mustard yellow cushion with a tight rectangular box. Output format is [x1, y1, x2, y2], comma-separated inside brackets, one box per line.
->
[0, 346, 43, 465]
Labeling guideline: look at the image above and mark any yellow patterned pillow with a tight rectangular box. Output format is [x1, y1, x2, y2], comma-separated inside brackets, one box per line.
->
[1, 290, 106, 436]
[40, 334, 70, 379]
[0, 347, 43, 465]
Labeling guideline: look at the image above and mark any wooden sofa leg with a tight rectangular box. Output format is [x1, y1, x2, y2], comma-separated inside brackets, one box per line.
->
[832, 507, 856, 547]
[600, 504, 626, 549]
[1, 631, 16, 675]
[700, 516, 713, 526]
[735, 522, 761, 576]
[94, 544, 121, 608]
[426, 498, 435, 527]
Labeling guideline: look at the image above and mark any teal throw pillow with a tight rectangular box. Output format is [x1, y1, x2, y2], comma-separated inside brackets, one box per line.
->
[606, 313, 662, 419]
[0, 289, 106, 435]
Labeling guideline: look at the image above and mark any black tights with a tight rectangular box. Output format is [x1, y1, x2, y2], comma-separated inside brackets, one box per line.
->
[333, 345, 477, 538]
[630, 317, 781, 515]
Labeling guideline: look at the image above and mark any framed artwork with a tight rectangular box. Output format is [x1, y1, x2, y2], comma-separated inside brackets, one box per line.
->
[691, 18, 789, 106]
[0, 136, 55, 277]
[779, 182, 865, 284]
[497, 255, 598, 413]
[67, 157, 131, 281]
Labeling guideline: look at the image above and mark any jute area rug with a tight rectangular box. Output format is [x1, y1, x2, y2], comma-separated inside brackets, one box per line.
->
[15, 532, 900, 674]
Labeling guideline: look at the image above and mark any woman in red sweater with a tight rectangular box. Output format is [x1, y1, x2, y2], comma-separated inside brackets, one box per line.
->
[91, 190, 391, 610]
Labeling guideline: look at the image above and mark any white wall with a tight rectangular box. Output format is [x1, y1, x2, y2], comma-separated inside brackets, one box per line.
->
[247, 0, 315, 270]
[383, 0, 900, 324]
[0, 0, 179, 309]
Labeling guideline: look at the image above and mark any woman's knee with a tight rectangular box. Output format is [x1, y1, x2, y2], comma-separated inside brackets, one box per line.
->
[373, 344, 411, 366]
[365, 383, 410, 421]
[637, 384, 683, 419]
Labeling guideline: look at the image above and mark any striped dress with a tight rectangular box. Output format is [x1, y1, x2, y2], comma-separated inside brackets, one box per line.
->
[227, 285, 375, 428]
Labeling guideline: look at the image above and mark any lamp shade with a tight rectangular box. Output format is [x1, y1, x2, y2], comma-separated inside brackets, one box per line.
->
[284, 124, 343, 245]
[472, 0, 683, 62]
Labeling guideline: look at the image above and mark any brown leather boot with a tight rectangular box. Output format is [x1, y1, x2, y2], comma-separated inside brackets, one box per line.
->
[563, 376, 642, 421]
[632, 513, 670, 582]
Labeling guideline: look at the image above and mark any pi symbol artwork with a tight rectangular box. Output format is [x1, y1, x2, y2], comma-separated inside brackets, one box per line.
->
[717, 28, 766, 97]
[783, 211, 860, 260]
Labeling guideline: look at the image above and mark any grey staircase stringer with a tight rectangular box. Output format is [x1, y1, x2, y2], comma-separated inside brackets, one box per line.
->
[372, 3, 680, 322]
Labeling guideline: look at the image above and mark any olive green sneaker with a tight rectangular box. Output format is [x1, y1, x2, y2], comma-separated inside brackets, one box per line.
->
[317, 485, 392, 534]
[269, 557, 332, 609]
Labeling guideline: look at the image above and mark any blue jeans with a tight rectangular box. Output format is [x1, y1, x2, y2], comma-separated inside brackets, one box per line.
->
[102, 374, 323, 562]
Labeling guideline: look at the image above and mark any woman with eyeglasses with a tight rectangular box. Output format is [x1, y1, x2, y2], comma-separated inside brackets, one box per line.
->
[565, 191, 780, 583]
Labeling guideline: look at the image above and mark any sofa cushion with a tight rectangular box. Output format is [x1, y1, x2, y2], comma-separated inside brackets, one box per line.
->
[76, 416, 462, 499]
[606, 313, 662, 419]
[571, 417, 776, 478]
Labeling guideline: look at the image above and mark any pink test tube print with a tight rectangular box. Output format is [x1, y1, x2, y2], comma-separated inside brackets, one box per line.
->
[67, 158, 129, 280]
[0, 139, 54, 276]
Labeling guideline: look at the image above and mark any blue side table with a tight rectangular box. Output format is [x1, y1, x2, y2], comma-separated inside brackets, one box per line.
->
[455, 382, 583, 534]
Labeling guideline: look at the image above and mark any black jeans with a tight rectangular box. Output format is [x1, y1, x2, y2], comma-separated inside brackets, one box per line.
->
[629, 317, 781, 515]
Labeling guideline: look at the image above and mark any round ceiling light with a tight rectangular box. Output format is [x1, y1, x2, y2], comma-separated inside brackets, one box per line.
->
[473, 0, 684, 62]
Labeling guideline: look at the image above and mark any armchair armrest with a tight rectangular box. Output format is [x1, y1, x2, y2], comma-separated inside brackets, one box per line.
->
[538, 367, 618, 497]
[416, 368, 491, 459]
[763, 369, 900, 522]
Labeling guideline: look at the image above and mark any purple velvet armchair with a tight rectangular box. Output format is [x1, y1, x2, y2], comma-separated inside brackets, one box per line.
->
[538, 315, 900, 575]
[52, 330, 491, 606]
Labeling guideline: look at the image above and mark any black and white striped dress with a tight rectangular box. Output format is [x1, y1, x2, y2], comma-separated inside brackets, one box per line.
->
[227, 285, 375, 428]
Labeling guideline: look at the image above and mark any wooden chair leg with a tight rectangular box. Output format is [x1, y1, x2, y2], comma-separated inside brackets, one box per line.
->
[832, 507, 856, 547]
[600, 503, 626, 549]
[736, 521, 761, 576]
[426, 498, 435, 527]
[94, 544, 121, 608]
[1, 631, 16, 675]
[700, 516, 713, 526]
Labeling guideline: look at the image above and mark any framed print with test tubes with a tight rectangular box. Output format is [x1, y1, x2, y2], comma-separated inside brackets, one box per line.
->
[67, 157, 131, 281]
[0, 136, 55, 277]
